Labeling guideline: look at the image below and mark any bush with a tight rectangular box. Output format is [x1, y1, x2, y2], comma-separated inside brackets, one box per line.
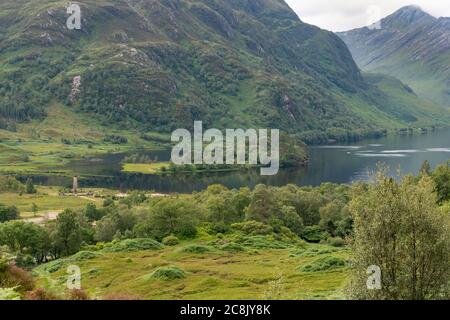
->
[102, 238, 163, 253]
[323, 237, 347, 247]
[162, 235, 179, 246]
[143, 266, 186, 281]
[24, 288, 60, 300]
[231, 221, 273, 235]
[219, 242, 245, 252]
[0, 263, 34, 292]
[301, 226, 327, 243]
[289, 246, 340, 258]
[298, 256, 347, 272]
[14, 253, 35, 268]
[66, 289, 90, 300]
[70, 250, 99, 260]
[103, 134, 128, 144]
[0, 204, 19, 222]
[0, 287, 21, 300]
[41, 260, 66, 273]
[237, 235, 289, 249]
[25, 178, 37, 194]
[177, 245, 213, 254]
[0, 176, 24, 193]
[40, 251, 101, 273]
[206, 222, 231, 235]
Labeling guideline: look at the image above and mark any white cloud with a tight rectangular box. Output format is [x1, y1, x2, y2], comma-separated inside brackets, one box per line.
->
[285, 0, 450, 31]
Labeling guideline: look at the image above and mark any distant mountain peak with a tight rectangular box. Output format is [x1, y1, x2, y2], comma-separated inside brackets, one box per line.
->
[397, 5, 423, 13]
[381, 5, 436, 30]
[337, 5, 450, 108]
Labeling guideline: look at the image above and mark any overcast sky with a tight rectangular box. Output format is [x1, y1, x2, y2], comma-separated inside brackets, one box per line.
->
[285, 0, 450, 32]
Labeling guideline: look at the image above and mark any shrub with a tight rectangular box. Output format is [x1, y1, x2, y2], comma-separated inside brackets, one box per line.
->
[66, 289, 90, 300]
[0, 263, 34, 292]
[0, 205, 19, 222]
[177, 245, 213, 254]
[0, 176, 24, 193]
[102, 238, 163, 253]
[144, 266, 186, 281]
[0, 287, 21, 300]
[25, 288, 61, 300]
[231, 221, 273, 235]
[70, 251, 101, 262]
[103, 134, 128, 144]
[289, 246, 340, 258]
[41, 251, 101, 273]
[301, 226, 327, 243]
[41, 260, 66, 273]
[298, 256, 347, 272]
[206, 222, 231, 235]
[237, 236, 289, 249]
[323, 237, 347, 247]
[162, 235, 179, 246]
[14, 254, 35, 268]
[219, 242, 245, 252]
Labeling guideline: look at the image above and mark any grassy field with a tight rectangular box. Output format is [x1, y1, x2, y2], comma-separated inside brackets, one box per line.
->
[0, 103, 167, 175]
[34, 238, 350, 300]
[0, 186, 104, 218]
[122, 163, 170, 174]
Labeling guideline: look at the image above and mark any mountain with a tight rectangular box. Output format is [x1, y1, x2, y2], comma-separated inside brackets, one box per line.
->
[338, 6, 450, 108]
[0, 0, 448, 145]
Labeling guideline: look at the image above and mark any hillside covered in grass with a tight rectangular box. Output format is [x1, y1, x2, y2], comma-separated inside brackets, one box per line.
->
[0, 0, 448, 147]
[34, 237, 350, 300]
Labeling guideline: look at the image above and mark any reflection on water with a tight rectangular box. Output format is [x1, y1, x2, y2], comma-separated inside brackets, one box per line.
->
[31, 129, 450, 193]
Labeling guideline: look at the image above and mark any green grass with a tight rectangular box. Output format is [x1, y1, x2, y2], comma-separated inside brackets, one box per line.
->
[0, 103, 167, 175]
[0, 186, 101, 218]
[122, 163, 170, 174]
[34, 240, 350, 300]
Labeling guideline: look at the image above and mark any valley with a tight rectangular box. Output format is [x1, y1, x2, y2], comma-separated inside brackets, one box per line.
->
[0, 0, 449, 302]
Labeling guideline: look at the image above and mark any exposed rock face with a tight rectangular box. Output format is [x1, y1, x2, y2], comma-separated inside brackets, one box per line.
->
[338, 6, 450, 108]
[69, 76, 82, 104]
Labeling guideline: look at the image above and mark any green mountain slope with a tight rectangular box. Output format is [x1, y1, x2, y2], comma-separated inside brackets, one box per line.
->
[0, 0, 448, 145]
[338, 6, 450, 109]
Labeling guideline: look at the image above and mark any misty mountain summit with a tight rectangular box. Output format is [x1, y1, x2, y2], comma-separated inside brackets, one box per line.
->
[338, 5, 450, 108]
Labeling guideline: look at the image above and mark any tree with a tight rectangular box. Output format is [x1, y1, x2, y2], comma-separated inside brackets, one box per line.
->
[133, 198, 201, 240]
[348, 171, 450, 300]
[0, 205, 19, 222]
[52, 210, 82, 256]
[245, 185, 278, 223]
[318, 200, 347, 237]
[25, 178, 36, 194]
[279, 205, 304, 235]
[84, 203, 103, 221]
[94, 206, 138, 242]
[205, 190, 245, 225]
[419, 160, 431, 176]
[432, 160, 450, 203]
[0, 221, 51, 263]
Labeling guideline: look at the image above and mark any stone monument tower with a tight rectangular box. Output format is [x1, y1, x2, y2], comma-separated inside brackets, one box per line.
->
[73, 176, 78, 194]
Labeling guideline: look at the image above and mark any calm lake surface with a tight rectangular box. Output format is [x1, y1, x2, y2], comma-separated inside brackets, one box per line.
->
[42, 129, 450, 193]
